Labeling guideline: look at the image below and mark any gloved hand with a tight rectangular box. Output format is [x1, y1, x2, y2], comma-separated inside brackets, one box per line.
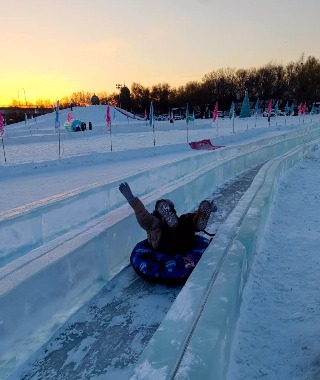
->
[119, 182, 134, 202]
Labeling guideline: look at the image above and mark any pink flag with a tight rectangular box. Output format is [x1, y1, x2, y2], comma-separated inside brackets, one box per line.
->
[267, 100, 272, 115]
[67, 112, 73, 122]
[302, 102, 307, 114]
[298, 103, 302, 116]
[0, 112, 4, 137]
[106, 104, 111, 131]
[213, 101, 218, 122]
[144, 109, 147, 120]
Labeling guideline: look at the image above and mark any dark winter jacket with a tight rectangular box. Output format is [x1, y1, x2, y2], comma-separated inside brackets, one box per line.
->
[128, 197, 163, 249]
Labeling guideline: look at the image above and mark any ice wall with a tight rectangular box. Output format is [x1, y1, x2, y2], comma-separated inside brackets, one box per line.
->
[130, 143, 311, 379]
[1, 123, 319, 267]
[0, 124, 320, 378]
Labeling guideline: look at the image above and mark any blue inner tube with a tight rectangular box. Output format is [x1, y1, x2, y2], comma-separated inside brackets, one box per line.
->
[130, 235, 210, 285]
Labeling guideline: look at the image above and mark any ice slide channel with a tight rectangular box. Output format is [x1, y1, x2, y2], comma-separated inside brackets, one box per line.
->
[7, 165, 263, 380]
[131, 140, 318, 380]
[1, 123, 320, 378]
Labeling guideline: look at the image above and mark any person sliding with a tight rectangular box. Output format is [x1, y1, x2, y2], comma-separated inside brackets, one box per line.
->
[119, 182, 216, 253]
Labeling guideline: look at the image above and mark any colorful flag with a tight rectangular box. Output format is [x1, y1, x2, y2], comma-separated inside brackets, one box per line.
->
[229, 101, 235, 119]
[55, 101, 60, 129]
[290, 103, 295, 116]
[144, 109, 147, 120]
[106, 104, 111, 131]
[254, 99, 259, 115]
[302, 102, 307, 114]
[310, 102, 315, 114]
[67, 113, 73, 122]
[213, 101, 218, 122]
[186, 103, 190, 124]
[284, 101, 289, 115]
[0, 112, 4, 137]
[267, 100, 272, 115]
[274, 101, 279, 116]
[298, 103, 302, 116]
[149, 101, 154, 127]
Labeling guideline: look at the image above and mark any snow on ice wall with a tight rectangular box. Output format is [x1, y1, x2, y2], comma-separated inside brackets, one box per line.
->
[0, 124, 320, 378]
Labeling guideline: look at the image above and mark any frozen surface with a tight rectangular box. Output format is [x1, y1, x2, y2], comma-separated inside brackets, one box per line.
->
[7, 166, 262, 380]
[1, 106, 320, 379]
[8, 268, 181, 380]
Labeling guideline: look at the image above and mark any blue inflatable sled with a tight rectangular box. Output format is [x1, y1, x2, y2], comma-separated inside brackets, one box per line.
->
[130, 235, 211, 285]
[64, 119, 83, 132]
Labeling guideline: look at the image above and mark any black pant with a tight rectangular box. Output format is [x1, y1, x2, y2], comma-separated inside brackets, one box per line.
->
[156, 213, 197, 254]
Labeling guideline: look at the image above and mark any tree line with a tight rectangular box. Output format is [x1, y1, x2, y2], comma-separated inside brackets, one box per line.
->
[9, 54, 320, 116]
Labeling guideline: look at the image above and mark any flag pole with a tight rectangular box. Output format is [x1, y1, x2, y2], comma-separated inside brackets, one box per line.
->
[109, 128, 113, 151]
[186, 103, 189, 143]
[149, 101, 156, 146]
[59, 126, 61, 158]
[187, 124, 189, 143]
[54, 101, 61, 159]
[106, 103, 112, 151]
[25, 113, 32, 135]
[1, 137, 6, 164]
[0, 113, 6, 163]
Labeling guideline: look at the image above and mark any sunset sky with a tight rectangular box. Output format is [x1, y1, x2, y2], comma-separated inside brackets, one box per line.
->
[1, 0, 319, 106]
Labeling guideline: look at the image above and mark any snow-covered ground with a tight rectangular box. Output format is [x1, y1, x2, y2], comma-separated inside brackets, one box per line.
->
[1, 105, 320, 379]
[227, 154, 320, 380]
[0, 106, 312, 210]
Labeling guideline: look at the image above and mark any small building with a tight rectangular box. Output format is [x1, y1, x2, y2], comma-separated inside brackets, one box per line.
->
[91, 94, 100, 105]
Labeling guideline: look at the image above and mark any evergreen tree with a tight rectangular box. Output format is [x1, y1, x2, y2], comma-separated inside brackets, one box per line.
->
[240, 90, 251, 118]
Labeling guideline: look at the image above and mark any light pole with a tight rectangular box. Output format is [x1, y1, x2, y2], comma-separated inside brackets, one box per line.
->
[116, 84, 122, 108]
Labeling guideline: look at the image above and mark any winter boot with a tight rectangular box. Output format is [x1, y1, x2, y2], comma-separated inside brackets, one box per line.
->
[194, 200, 213, 230]
[156, 200, 178, 228]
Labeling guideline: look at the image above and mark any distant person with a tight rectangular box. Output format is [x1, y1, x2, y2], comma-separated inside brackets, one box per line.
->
[119, 182, 216, 253]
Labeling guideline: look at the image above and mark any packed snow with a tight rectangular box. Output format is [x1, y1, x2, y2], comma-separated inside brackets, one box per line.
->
[1, 105, 320, 379]
[227, 154, 320, 380]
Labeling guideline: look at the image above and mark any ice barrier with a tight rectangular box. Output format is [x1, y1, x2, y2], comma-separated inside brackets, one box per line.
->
[1, 123, 319, 268]
[0, 124, 320, 378]
[130, 141, 315, 379]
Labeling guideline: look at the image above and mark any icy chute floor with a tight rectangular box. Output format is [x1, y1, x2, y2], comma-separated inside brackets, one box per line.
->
[9, 165, 263, 380]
